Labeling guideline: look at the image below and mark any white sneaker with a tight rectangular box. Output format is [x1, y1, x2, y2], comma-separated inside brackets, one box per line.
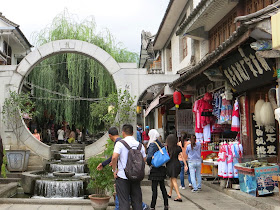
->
[191, 189, 198, 193]
[179, 186, 182, 189]
[188, 184, 192, 187]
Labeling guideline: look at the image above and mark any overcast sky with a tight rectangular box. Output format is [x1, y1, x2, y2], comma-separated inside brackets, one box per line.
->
[1, 0, 169, 53]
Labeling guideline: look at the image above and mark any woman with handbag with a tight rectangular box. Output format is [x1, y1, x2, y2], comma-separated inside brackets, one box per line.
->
[166, 134, 187, 202]
[146, 129, 169, 210]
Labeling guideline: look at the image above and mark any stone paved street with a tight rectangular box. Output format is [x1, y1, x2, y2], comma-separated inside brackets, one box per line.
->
[0, 184, 259, 210]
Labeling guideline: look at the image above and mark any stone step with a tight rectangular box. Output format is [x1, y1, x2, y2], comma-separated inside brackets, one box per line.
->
[0, 178, 21, 184]
[27, 166, 44, 171]
[0, 183, 18, 198]
[6, 173, 22, 179]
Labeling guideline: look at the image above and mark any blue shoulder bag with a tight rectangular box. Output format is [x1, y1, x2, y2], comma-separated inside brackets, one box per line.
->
[151, 142, 170, 168]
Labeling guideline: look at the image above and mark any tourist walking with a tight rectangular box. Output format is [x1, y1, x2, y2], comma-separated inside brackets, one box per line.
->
[111, 124, 146, 210]
[166, 134, 187, 202]
[96, 127, 121, 171]
[57, 126, 65, 144]
[186, 135, 202, 192]
[146, 129, 168, 210]
[137, 127, 142, 143]
[142, 126, 150, 151]
[97, 127, 149, 210]
[33, 129, 41, 141]
[178, 133, 192, 189]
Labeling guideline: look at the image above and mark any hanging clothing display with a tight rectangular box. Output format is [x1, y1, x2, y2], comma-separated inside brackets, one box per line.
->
[218, 141, 243, 179]
[212, 90, 223, 119]
[203, 124, 211, 142]
[227, 143, 233, 178]
[219, 94, 233, 124]
[231, 100, 240, 132]
[218, 142, 228, 178]
[195, 133, 204, 143]
[200, 99, 214, 127]
[193, 99, 203, 134]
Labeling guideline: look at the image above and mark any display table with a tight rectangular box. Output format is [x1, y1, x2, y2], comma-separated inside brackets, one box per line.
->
[235, 164, 279, 196]
[201, 151, 218, 177]
[203, 160, 219, 182]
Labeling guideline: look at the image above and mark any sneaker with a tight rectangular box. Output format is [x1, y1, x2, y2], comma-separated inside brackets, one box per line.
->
[179, 186, 185, 189]
[188, 184, 192, 187]
[191, 189, 198, 193]
[198, 188, 202, 191]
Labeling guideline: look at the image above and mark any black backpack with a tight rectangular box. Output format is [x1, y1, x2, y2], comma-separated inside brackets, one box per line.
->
[119, 140, 145, 181]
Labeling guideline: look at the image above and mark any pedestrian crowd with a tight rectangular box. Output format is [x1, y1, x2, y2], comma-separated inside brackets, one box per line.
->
[97, 124, 202, 210]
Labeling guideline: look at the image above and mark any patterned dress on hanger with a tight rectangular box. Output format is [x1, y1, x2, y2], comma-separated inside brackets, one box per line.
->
[227, 144, 233, 178]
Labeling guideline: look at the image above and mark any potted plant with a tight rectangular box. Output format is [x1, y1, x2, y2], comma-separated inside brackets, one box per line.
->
[1, 149, 7, 178]
[87, 156, 114, 210]
[1, 91, 36, 172]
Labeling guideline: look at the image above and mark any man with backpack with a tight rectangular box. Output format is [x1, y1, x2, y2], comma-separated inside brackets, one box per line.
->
[111, 124, 146, 210]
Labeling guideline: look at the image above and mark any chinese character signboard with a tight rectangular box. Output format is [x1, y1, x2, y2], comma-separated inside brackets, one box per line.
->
[220, 45, 275, 93]
[252, 114, 278, 156]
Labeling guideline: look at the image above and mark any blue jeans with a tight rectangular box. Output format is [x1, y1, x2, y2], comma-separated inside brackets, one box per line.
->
[187, 163, 192, 185]
[115, 195, 147, 210]
[180, 161, 192, 187]
[179, 161, 185, 187]
[189, 160, 202, 191]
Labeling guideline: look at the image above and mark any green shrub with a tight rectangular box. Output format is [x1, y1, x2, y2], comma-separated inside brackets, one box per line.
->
[87, 157, 114, 195]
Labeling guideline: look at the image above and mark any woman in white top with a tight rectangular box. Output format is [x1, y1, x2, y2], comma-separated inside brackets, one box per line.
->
[57, 126, 65, 144]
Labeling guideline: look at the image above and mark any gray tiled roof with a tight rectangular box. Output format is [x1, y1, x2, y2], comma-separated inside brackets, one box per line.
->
[0, 12, 19, 27]
[170, 1, 280, 88]
[176, 0, 208, 36]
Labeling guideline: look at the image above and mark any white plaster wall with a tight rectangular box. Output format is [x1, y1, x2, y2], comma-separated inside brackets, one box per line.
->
[0, 21, 9, 27]
[154, 108, 159, 129]
[170, 33, 192, 74]
[200, 39, 209, 60]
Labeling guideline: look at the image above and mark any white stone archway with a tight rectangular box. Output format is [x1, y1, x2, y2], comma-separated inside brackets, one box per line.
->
[0, 39, 179, 161]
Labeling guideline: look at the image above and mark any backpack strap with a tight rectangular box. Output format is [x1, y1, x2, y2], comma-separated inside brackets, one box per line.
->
[120, 140, 142, 151]
[119, 140, 131, 150]
[137, 142, 142, 151]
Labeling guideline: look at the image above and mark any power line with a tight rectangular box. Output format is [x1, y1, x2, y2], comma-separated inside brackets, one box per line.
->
[25, 81, 104, 102]
[34, 57, 93, 68]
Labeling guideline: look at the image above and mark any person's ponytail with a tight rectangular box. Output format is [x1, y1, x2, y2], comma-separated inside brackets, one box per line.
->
[190, 135, 196, 150]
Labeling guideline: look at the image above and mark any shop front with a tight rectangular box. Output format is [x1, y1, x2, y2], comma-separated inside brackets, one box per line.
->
[174, 39, 279, 195]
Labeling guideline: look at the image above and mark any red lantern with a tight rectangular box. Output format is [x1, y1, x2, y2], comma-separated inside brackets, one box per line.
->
[184, 94, 192, 102]
[173, 91, 182, 108]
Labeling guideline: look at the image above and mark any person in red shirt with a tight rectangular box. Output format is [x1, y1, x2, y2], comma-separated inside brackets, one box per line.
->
[142, 126, 150, 151]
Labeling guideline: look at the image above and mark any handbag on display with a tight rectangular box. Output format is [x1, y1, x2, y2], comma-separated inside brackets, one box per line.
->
[151, 141, 170, 168]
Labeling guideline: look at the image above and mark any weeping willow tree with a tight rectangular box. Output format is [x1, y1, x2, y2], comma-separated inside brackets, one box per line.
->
[27, 10, 138, 133]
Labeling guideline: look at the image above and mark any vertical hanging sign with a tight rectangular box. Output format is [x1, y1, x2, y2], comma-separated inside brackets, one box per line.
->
[252, 114, 278, 156]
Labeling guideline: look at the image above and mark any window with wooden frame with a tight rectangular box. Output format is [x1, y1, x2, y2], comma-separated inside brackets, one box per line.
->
[245, 0, 278, 15]
[209, 9, 237, 52]
[182, 36, 188, 59]
[3, 41, 12, 65]
[158, 108, 163, 128]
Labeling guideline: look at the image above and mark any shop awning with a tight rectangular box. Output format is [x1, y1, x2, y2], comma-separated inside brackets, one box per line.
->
[144, 95, 160, 117]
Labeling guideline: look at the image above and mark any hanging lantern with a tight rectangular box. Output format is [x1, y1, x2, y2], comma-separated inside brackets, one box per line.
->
[161, 106, 166, 115]
[173, 91, 182, 108]
[184, 94, 192, 102]
[136, 106, 142, 114]
[108, 105, 114, 113]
